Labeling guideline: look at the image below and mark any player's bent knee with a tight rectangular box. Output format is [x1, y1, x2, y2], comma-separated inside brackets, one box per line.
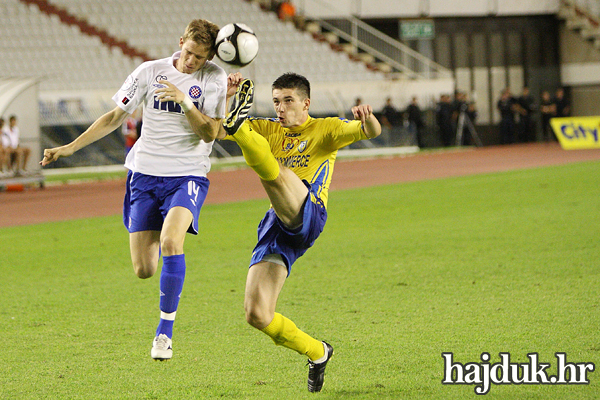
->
[132, 262, 156, 279]
[160, 235, 183, 256]
[245, 304, 272, 330]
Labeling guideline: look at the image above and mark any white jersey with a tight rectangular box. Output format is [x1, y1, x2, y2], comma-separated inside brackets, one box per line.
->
[113, 52, 227, 177]
[2, 126, 19, 148]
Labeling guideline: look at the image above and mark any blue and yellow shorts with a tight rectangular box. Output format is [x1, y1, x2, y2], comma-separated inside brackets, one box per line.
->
[249, 180, 328, 276]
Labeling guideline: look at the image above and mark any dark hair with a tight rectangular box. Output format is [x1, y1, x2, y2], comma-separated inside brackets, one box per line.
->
[182, 19, 220, 55]
[272, 72, 310, 99]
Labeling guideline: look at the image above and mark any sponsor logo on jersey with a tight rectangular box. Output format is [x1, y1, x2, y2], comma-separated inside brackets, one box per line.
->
[152, 96, 198, 114]
[126, 78, 139, 98]
[189, 86, 202, 99]
[120, 75, 135, 91]
[155, 74, 167, 82]
[122, 97, 130, 105]
[285, 132, 301, 137]
[276, 154, 311, 168]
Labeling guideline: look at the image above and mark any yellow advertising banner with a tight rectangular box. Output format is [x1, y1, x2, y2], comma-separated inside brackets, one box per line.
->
[550, 117, 600, 150]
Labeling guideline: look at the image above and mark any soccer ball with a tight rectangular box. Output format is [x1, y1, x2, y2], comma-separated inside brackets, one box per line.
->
[215, 23, 259, 67]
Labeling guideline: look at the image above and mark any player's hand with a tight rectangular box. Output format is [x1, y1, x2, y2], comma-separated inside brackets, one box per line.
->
[40, 146, 73, 166]
[352, 104, 374, 125]
[226, 72, 243, 99]
[156, 80, 184, 104]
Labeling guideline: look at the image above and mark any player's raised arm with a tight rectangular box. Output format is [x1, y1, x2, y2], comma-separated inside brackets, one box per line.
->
[40, 106, 129, 166]
[226, 72, 244, 100]
[352, 104, 382, 139]
[156, 79, 222, 143]
[217, 72, 245, 140]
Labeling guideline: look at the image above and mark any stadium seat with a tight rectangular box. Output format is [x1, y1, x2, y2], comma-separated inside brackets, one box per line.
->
[0, 0, 384, 91]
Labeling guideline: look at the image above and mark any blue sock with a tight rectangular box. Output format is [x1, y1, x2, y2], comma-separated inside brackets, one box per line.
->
[156, 254, 186, 339]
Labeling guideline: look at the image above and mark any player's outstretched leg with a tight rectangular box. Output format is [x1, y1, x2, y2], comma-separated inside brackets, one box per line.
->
[223, 79, 254, 135]
[307, 342, 334, 392]
[223, 79, 279, 182]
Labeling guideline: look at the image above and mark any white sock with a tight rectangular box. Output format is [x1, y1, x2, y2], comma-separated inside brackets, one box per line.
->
[311, 342, 328, 364]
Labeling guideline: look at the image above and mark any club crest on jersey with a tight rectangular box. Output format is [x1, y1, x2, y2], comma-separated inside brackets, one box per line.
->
[298, 140, 308, 153]
[189, 86, 202, 99]
[282, 137, 299, 152]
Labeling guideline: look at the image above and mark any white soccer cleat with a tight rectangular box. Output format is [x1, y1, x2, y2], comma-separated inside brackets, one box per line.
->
[151, 334, 173, 361]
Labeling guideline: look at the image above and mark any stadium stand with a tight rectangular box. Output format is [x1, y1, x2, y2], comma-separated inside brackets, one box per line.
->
[0, 0, 449, 173]
[0, 0, 143, 92]
[2, 0, 386, 93]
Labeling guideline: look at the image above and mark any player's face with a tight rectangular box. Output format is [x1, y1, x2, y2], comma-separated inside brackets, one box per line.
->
[177, 38, 212, 74]
[272, 88, 310, 128]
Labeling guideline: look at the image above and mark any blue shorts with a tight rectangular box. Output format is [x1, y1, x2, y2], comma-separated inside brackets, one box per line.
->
[123, 171, 209, 234]
[249, 180, 328, 276]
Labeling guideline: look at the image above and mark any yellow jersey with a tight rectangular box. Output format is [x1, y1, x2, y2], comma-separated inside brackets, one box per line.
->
[244, 115, 367, 208]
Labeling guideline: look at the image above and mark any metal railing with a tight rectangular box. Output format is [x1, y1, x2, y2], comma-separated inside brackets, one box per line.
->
[297, 0, 451, 79]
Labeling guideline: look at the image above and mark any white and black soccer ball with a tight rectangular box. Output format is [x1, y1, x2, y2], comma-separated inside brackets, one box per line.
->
[215, 23, 259, 67]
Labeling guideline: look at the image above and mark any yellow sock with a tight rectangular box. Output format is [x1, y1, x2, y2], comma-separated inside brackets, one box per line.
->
[261, 312, 325, 361]
[232, 123, 280, 181]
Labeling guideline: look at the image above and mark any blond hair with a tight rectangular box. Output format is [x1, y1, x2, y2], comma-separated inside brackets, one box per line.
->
[182, 19, 220, 56]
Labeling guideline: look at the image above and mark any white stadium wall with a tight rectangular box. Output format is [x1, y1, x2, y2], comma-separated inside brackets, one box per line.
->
[296, 0, 559, 18]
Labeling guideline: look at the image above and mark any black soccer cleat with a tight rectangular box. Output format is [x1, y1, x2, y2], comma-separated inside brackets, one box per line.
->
[307, 342, 334, 393]
[223, 78, 254, 135]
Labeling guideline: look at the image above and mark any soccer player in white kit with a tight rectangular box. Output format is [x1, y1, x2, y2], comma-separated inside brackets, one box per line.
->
[40, 19, 227, 360]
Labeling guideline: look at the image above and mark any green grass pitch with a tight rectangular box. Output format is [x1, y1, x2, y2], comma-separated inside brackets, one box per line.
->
[2, 161, 599, 399]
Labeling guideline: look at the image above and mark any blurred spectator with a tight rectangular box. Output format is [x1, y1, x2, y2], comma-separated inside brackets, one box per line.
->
[555, 88, 570, 118]
[381, 97, 401, 128]
[276, 1, 305, 29]
[436, 94, 454, 147]
[277, 1, 295, 20]
[540, 90, 557, 142]
[136, 108, 143, 140]
[123, 108, 141, 156]
[0, 118, 11, 176]
[2, 115, 31, 175]
[497, 89, 517, 144]
[516, 87, 536, 143]
[406, 96, 425, 147]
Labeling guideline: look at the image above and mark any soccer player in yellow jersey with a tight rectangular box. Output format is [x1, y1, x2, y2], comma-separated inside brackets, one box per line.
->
[218, 72, 381, 392]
